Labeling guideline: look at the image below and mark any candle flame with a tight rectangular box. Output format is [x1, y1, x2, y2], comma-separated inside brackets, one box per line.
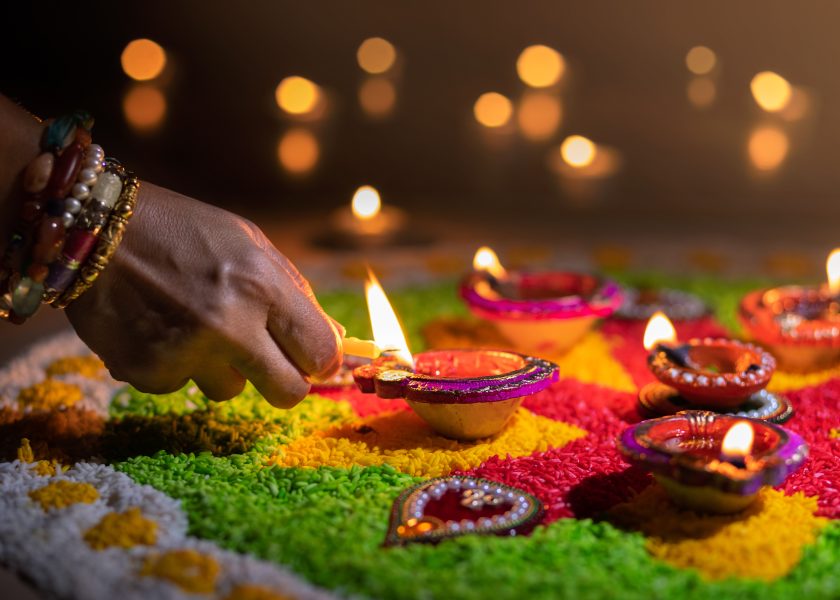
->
[472, 246, 508, 279]
[721, 421, 754, 457]
[643, 311, 677, 351]
[352, 186, 382, 221]
[827, 248, 840, 295]
[365, 269, 414, 367]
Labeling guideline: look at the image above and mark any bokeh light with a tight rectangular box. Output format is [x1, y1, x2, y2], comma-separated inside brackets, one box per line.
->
[748, 125, 789, 171]
[685, 46, 717, 75]
[750, 71, 792, 112]
[517, 92, 562, 141]
[359, 77, 397, 118]
[277, 128, 320, 175]
[357, 37, 397, 74]
[686, 77, 716, 109]
[121, 38, 167, 81]
[474, 92, 513, 128]
[275, 76, 321, 115]
[122, 85, 167, 132]
[780, 87, 812, 122]
[352, 185, 382, 220]
[560, 135, 596, 167]
[516, 45, 565, 88]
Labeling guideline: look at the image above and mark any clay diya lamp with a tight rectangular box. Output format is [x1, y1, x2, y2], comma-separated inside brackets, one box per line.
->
[353, 349, 558, 441]
[357, 269, 559, 441]
[615, 286, 708, 321]
[385, 476, 543, 546]
[639, 312, 792, 423]
[459, 247, 622, 355]
[618, 411, 808, 513]
[739, 249, 840, 372]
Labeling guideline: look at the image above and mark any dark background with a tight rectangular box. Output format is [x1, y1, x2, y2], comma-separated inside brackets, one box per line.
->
[3, 1, 840, 231]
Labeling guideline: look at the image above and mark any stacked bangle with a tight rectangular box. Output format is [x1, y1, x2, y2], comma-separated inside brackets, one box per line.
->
[0, 112, 140, 323]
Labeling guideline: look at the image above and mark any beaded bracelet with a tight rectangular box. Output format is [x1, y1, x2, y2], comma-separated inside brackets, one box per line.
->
[0, 112, 96, 321]
[54, 166, 140, 309]
[0, 112, 139, 322]
[42, 159, 128, 303]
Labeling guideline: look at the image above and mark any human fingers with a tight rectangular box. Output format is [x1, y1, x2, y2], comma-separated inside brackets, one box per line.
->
[192, 364, 246, 402]
[231, 331, 311, 408]
[265, 271, 343, 381]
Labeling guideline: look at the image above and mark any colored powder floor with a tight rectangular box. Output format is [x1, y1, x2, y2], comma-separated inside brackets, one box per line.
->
[2, 274, 840, 600]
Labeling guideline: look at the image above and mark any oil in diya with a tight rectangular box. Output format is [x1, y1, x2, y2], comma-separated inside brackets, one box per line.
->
[618, 411, 808, 514]
[739, 248, 840, 372]
[352, 270, 559, 441]
[638, 312, 793, 423]
[459, 246, 622, 355]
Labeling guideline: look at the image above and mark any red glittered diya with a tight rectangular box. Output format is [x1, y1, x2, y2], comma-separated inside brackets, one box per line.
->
[638, 312, 791, 422]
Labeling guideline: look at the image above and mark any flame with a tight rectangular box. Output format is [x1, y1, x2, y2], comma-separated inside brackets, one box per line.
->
[365, 269, 414, 367]
[827, 248, 840, 295]
[352, 186, 382, 221]
[721, 421, 754, 458]
[473, 247, 508, 279]
[643, 311, 677, 351]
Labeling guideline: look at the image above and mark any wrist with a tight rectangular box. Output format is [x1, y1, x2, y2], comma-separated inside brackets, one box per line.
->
[0, 100, 44, 253]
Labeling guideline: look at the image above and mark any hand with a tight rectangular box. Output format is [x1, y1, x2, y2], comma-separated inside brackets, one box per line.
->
[66, 183, 343, 408]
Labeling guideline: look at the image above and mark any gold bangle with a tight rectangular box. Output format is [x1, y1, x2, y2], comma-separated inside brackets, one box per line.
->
[54, 173, 140, 308]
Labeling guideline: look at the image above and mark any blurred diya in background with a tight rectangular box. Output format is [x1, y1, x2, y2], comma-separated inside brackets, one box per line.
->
[618, 412, 807, 514]
[459, 247, 622, 355]
[353, 270, 559, 441]
[639, 313, 792, 423]
[615, 286, 708, 321]
[739, 248, 840, 372]
[313, 185, 431, 249]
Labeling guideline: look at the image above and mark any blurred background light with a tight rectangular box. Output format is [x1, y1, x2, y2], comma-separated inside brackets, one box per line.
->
[516, 45, 565, 88]
[357, 37, 397, 74]
[121, 38, 167, 81]
[748, 125, 789, 171]
[685, 46, 717, 75]
[359, 77, 397, 118]
[122, 85, 166, 132]
[351, 185, 382, 220]
[751, 71, 792, 112]
[560, 135, 596, 167]
[474, 92, 513, 128]
[275, 76, 321, 115]
[517, 92, 562, 140]
[277, 127, 320, 175]
[686, 77, 717, 109]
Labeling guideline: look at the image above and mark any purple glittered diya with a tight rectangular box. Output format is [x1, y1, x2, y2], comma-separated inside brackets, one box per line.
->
[618, 411, 807, 514]
[353, 349, 558, 441]
[459, 247, 622, 355]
